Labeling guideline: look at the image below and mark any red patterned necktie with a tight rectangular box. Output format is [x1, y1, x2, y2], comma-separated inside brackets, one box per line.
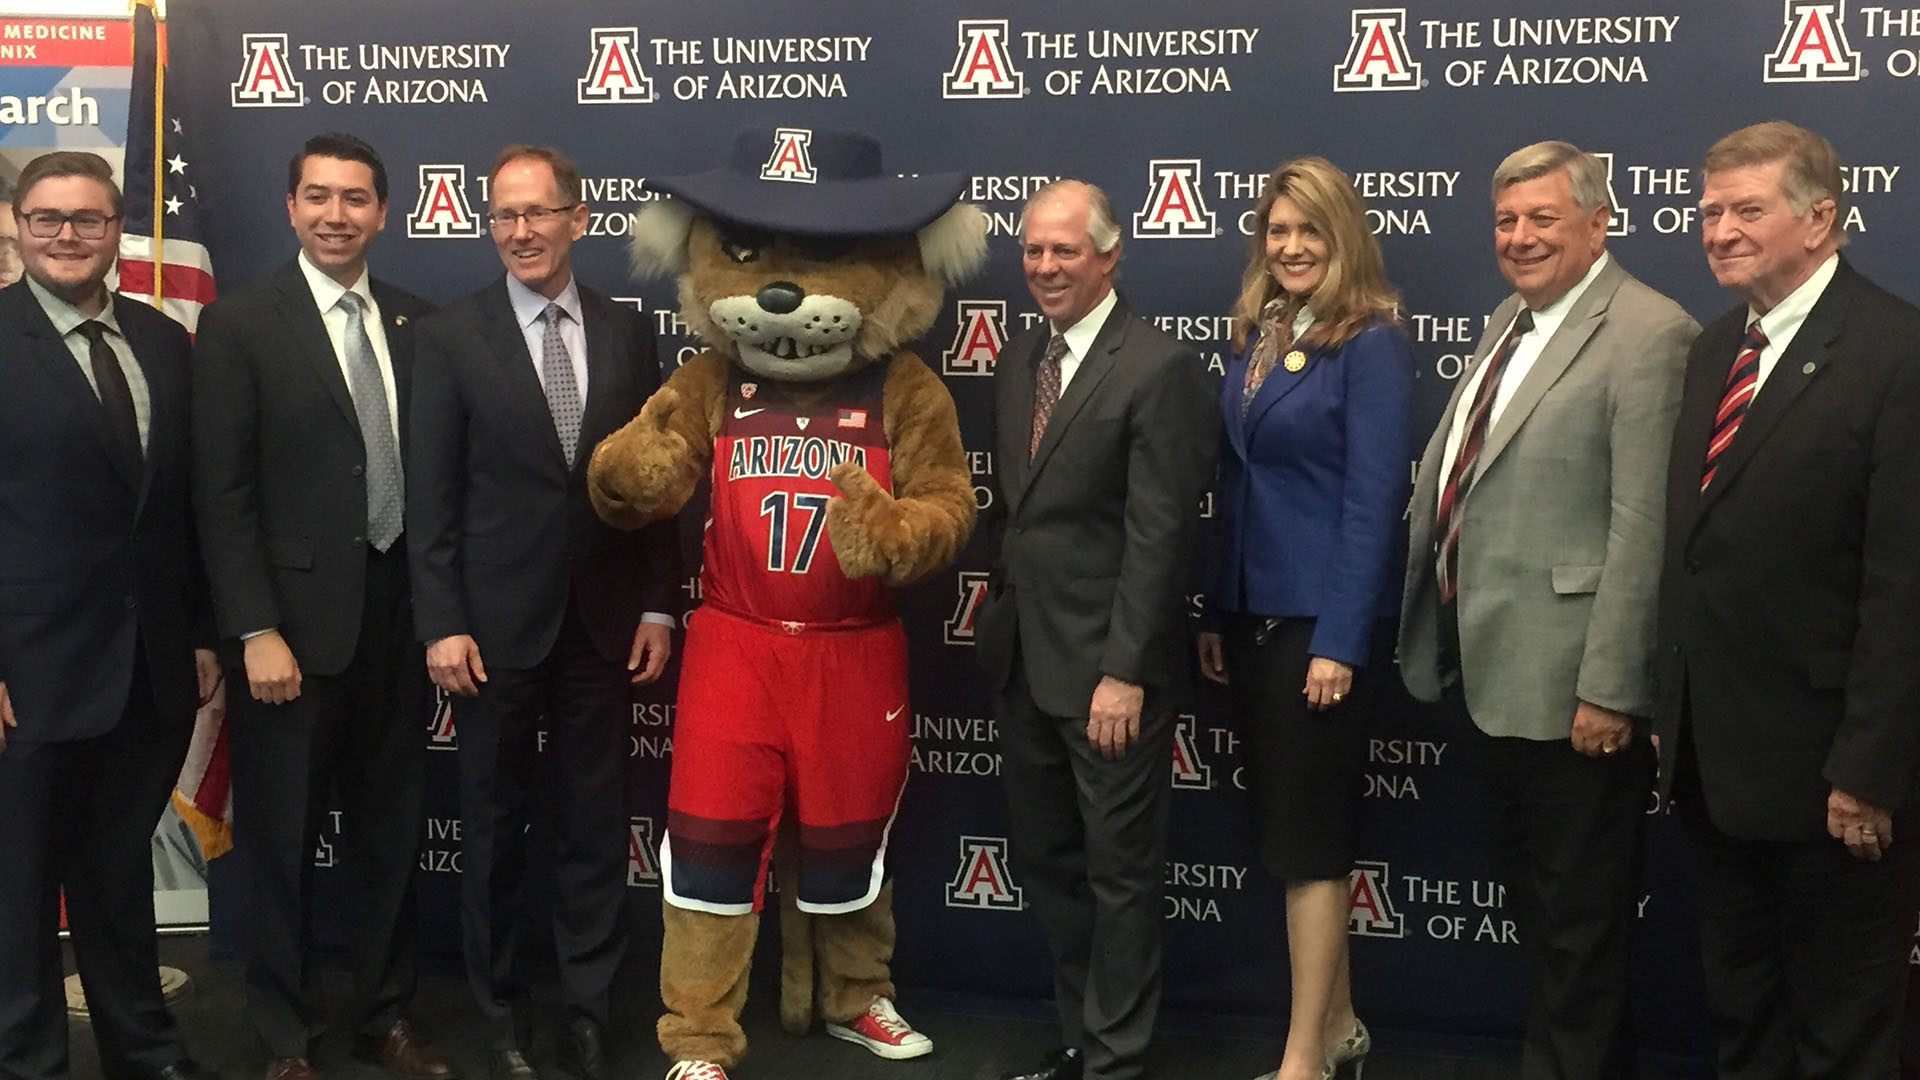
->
[1700, 322, 1767, 493]
[1434, 310, 1533, 604]
[1030, 333, 1066, 458]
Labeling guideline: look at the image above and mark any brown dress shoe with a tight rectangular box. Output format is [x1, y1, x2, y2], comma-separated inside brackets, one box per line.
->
[264, 1059, 319, 1080]
[355, 1018, 458, 1079]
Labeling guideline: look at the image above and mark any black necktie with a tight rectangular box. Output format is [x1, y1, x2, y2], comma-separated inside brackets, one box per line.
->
[76, 320, 142, 468]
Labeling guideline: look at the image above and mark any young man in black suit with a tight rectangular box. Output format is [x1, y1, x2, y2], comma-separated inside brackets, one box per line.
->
[192, 133, 449, 1080]
[407, 145, 679, 1080]
[0, 151, 216, 1080]
[976, 180, 1217, 1080]
[1657, 120, 1920, 1080]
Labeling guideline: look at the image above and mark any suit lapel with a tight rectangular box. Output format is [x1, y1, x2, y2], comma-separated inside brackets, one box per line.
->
[1478, 259, 1624, 476]
[274, 259, 360, 436]
[1694, 267, 1850, 518]
[1242, 339, 1320, 439]
[113, 295, 172, 515]
[1411, 296, 1516, 531]
[481, 278, 569, 468]
[371, 279, 416, 448]
[577, 287, 619, 472]
[1671, 315, 1741, 542]
[1028, 299, 1126, 482]
[9, 284, 140, 492]
[1001, 329, 1041, 514]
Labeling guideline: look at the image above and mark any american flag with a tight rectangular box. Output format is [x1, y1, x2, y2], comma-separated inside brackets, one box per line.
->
[114, 0, 218, 332]
[115, 0, 232, 859]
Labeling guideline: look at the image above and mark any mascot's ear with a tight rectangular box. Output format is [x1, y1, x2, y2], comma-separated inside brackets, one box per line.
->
[628, 201, 695, 280]
[917, 203, 989, 289]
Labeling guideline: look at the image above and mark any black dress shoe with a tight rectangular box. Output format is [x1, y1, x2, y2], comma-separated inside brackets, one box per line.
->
[1000, 1047, 1083, 1080]
[490, 1049, 539, 1080]
[555, 1018, 607, 1080]
[152, 1060, 210, 1080]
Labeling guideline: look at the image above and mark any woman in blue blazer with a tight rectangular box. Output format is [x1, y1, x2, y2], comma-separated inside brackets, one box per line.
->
[1197, 157, 1413, 1080]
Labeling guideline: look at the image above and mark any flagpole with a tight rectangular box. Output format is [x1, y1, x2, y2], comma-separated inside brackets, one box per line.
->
[134, 0, 164, 309]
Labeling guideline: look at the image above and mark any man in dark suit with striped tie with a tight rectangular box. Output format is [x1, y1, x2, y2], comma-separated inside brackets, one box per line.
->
[1656, 119, 1920, 1080]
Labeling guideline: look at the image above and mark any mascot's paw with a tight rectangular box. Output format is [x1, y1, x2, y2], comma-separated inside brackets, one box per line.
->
[588, 386, 692, 528]
[825, 461, 911, 580]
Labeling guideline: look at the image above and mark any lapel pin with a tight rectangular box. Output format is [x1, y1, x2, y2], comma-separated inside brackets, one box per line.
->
[394, 315, 408, 326]
[1282, 349, 1307, 372]
[1802, 361, 1816, 374]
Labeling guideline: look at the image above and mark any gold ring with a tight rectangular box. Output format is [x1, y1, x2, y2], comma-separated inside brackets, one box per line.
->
[1603, 746, 1618, 755]
[1331, 692, 1343, 703]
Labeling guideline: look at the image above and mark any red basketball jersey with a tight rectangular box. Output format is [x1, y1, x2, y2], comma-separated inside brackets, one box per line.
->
[702, 365, 892, 623]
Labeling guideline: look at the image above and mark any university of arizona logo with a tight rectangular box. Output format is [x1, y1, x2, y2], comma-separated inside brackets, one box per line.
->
[406, 165, 483, 239]
[1132, 160, 1216, 239]
[578, 27, 655, 103]
[1763, 0, 1861, 82]
[1333, 9, 1422, 92]
[1347, 860, 1407, 938]
[627, 818, 661, 887]
[946, 836, 1024, 910]
[1170, 715, 1212, 790]
[944, 19, 1025, 99]
[760, 128, 817, 184]
[230, 33, 305, 107]
[943, 571, 990, 645]
[943, 300, 1008, 377]
[1591, 152, 1631, 237]
[427, 689, 457, 751]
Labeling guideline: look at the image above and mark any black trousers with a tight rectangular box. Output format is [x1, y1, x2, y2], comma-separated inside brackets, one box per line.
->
[1462, 714, 1654, 1080]
[1675, 746, 1920, 1080]
[0, 648, 193, 1080]
[227, 543, 427, 1060]
[455, 601, 630, 1050]
[996, 660, 1174, 1080]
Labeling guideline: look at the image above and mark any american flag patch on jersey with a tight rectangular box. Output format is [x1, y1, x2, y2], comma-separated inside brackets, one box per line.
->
[838, 408, 868, 429]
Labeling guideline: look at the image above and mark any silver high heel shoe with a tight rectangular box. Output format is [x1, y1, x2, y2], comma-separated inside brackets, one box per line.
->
[1325, 1018, 1371, 1078]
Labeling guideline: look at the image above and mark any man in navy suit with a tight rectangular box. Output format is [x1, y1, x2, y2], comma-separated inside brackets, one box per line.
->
[0, 150, 215, 1080]
[408, 145, 679, 1080]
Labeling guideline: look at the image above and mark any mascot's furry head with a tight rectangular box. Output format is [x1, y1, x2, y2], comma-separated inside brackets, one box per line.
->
[627, 127, 988, 382]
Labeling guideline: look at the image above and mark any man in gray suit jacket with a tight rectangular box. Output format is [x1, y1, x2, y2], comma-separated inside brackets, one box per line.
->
[1399, 143, 1697, 1080]
[977, 180, 1217, 1080]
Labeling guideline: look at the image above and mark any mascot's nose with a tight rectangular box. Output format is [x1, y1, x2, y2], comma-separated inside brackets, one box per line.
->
[756, 281, 805, 314]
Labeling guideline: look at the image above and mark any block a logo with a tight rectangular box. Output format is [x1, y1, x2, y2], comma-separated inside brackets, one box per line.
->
[230, 33, 305, 107]
[1764, 0, 1861, 82]
[407, 165, 483, 239]
[1132, 160, 1216, 239]
[943, 571, 990, 645]
[946, 835, 1024, 909]
[1333, 9, 1422, 92]
[1171, 715, 1212, 790]
[1591, 152, 1631, 237]
[944, 299, 1008, 376]
[627, 818, 661, 887]
[428, 689, 458, 751]
[1347, 860, 1407, 938]
[760, 127, 817, 184]
[944, 19, 1025, 99]
[578, 27, 655, 103]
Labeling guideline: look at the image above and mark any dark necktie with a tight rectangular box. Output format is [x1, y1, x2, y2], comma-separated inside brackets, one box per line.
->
[1700, 322, 1767, 492]
[540, 303, 584, 467]
[1030, 333, 1067, 458]
[76, 320, 142, 470]
[334, 291, 404, 551]
[1434, 310, 1533, 604]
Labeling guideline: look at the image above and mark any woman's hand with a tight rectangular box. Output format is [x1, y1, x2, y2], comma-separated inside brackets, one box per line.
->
[1303, 657, 1353, 711]
[1197, 632, 1228, 685]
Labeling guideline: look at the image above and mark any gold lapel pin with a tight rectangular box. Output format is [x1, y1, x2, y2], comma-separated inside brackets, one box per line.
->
[1282, 349, 1307, 372]
[1802, 361, 1816, 374]
[394, 315, 408, 326]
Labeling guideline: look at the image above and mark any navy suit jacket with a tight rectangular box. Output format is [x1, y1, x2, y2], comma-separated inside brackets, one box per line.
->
[1207, 318, 1413, 666]
[0, 281, 205, 742]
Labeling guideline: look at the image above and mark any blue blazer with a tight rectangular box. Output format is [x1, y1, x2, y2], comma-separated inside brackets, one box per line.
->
[1208, 317, 1413, 666]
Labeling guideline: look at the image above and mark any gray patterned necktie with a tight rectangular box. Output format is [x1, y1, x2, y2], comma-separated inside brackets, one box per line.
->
[335, 290, 403, 551]
[540, 303, 584, 467]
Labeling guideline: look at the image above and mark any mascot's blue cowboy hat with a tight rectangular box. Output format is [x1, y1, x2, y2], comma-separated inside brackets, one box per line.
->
[647, 125, 968, 238]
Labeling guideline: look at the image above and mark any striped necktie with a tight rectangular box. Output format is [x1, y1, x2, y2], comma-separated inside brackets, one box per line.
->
[1700, 322, 1767, 493]
[1434, 310, 1532, 604]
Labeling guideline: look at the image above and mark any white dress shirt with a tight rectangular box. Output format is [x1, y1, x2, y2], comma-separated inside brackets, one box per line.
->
[1438, 252, 1611, 513]
[297, 252, 398, 443]
[1747, 252, 1839, 395]
[1052, 286, 1120, 393]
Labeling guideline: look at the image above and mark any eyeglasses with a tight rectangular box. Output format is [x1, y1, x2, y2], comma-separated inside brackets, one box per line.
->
[486, 204, 578, 230]
[19, 210, 121, 239]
